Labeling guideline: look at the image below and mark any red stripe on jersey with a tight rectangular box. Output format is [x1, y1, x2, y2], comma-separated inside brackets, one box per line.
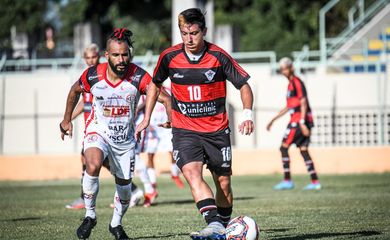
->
[285, 128, 297, 146]
[168, 52, 222, 69]
[172, 110, 228, 133]
[208, 44, 249, 78]
[84, 107, 95, 131]
[139, 73, 152, 95]
[153, 44, 182, 76]
[171, 81, 226, 102]
[79, 68, 91, 92]
[83, 92, 93, 103]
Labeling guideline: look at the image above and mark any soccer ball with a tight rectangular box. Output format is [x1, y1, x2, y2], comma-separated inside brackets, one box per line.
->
[225, 216, 259, 240]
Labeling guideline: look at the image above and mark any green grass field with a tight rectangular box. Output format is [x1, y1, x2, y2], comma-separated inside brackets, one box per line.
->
[0, 173, 389, 239]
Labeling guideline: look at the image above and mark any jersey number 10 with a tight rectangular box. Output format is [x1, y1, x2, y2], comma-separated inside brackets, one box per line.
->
[187, 86, 202, 101]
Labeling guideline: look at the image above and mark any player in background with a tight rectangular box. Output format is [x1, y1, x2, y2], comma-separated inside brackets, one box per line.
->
[135, 8, 254, 240]
[65, 44, 143, 210]
[266, 57, 321, 190]
[60, 28, 171, 239]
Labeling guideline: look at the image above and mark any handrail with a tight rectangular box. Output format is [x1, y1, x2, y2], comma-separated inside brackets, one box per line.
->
[320, 0, 389, 62]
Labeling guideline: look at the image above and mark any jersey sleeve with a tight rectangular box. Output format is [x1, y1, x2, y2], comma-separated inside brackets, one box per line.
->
[139, 72, 152, 95]
[295, 78, 307, 99]
[220, 52, 250, 89]
[79, 68, 91, 93]
[152, 53, 169, 85]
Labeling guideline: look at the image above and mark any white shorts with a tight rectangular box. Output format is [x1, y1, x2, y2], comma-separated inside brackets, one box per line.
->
[83, 133, 135, 180]
[157, 128, 173, 152]
[140, 128, 159, 154]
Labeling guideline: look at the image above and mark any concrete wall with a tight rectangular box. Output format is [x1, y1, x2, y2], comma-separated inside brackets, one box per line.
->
[0, 61, 389, 154]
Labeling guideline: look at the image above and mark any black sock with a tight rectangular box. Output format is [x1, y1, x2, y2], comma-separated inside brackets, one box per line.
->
[280, 146, 291, 180]
[217, 206, 232, 227]
[196, 198, 221, 225]
[301, 150, 318, 181]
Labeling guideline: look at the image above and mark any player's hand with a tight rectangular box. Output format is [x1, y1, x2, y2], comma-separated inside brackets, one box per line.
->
[134, 120, 149, 142]
[60, 120, 73, 140]
[300, 123, 310, 137]
[266, 121, 273, 131]
[158, 121, 171, 129]
[238, 120, 254, 135]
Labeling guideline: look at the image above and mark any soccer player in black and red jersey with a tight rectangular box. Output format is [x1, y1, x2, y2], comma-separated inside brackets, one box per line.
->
[266, 57, 321, 190]
[135, 8, 254, 240]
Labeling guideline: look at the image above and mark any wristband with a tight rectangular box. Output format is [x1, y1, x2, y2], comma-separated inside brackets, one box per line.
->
[240, 109, 253, 123]
[299, 119, 305, 124]
[59, 123, 68, 135]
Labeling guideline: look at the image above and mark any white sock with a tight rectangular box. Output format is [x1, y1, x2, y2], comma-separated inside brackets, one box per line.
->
[147, 168, 157, 186]
[135, 154, 154, 194]
[171, 163, 180, 177]
[111, 183, 131, 228]
[82, 171, 99, 219]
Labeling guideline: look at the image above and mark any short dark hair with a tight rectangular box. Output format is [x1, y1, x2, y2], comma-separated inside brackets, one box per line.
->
[178, 8, 206, 30]
[106, 28, 134, 55]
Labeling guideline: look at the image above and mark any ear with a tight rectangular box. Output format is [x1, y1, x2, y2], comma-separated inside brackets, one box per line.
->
[105, 50, 109, 60]
[203, 27, 207, 36]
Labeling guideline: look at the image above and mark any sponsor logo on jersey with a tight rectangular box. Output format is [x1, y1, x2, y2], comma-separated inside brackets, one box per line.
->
[108, 125, 128, 134]
[131, 74, 142, 82]
[108, 133, 128, 142]
[96, 96, 104, 100]
[173, 73, 184, 78]
[103, 106, 130, 117]
[177, 101, 217, 117]
[88, 75, 100, 81]
[96, 85, 108, 90]
[126, 94, 137, 104]
[204, 70, 216, 83]
[87, 134, 98, 143]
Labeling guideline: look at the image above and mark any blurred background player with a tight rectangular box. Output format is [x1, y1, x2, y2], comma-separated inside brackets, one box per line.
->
[136, 8, 254, 240]
[65, 44, 144, 210]
[266, 57, 321, 191]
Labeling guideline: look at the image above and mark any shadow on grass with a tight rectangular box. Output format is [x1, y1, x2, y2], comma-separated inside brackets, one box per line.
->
[131, 233, 188, 239]
[156, 196, 255, 206]
[5, 217, 42, 222]
[263, 228, 293, 233]
[273, 230, 381, 239]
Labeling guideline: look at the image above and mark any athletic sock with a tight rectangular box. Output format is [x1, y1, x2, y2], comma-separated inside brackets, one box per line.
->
[147, 168, 157, 189]
[196, 198, 221, 225]
[280, 146, 291, 181]
[111, 183, 131, 227]
[82, 171, 99, 219]
[217, 206, 233, 227]
[300, 150, 319, 181]
[171, 163, 180, 177]
[135, 155, 154, 194]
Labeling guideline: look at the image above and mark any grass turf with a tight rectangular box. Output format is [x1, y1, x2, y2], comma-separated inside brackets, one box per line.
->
[0, 173, 389, 239]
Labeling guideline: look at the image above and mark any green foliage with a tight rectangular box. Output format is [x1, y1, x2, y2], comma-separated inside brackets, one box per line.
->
[58, 0, 89, 38]
[215, 0, 361, 57]
[0, 0, 47, 49]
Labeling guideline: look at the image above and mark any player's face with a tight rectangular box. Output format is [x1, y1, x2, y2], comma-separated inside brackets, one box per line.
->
[84, 50, 99, 67]
[280, 64, 293, 78]
[106, 40, 130, 78]
[180, 23, 206, 54]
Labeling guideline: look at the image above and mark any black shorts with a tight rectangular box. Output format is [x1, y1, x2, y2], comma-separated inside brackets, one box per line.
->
[282, 122, 311, 147]
[172, 128, 232, 176]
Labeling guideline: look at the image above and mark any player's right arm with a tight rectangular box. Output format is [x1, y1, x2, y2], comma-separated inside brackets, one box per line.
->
[266, 106, 289, 131]
[60, 81, 83, 140]
[71, 98, 84, 120]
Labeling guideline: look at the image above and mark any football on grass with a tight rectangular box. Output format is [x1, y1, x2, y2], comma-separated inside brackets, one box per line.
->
[225, 216, 259, 240]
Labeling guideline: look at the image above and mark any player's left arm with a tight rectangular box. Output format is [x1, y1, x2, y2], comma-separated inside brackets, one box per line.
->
[238, 83, 254, 135]
[296, 80, 310, 136]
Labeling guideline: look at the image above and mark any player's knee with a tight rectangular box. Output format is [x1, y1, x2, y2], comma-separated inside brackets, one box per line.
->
[300, 149, 310, 160]
[279, 146, 289, 156]
[85, 163, 101, 176]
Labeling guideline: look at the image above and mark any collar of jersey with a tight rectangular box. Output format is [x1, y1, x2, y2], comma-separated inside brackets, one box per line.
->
[182, 41, 209, 64]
